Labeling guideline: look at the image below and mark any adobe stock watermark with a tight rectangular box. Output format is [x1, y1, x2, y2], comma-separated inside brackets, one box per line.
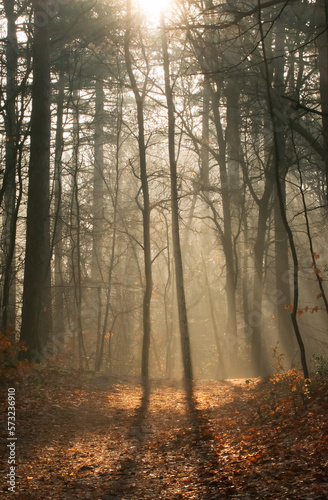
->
[7, 387, 16, 493]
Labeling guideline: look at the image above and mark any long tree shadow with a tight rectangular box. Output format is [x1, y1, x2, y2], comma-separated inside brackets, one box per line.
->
[104, 379, 151, 499]
[184, 381, 233, 499]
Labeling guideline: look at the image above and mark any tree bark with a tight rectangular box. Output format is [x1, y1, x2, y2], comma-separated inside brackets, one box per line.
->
[211, 83, 239, 375]
[1, 0, 18, 333]
[92, 78, 105, 281]
[70, 89, 88, 369]
[251, 189, 273, 375]
[53, 69, 65, 346]
[125, 0, 153, 379]
[20, 0, 51, 360]
[161, 14, 193, 383]
[273, 15, 294, 364]
[95, 91, 122, 372]
[259, 3, 309, 379]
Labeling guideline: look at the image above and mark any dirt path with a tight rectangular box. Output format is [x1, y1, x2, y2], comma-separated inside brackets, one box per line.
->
[1, 370, 328, 499]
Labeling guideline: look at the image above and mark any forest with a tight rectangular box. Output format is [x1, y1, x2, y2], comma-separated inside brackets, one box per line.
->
[1, 0, 328, 379]
[0, 0, 328, 498]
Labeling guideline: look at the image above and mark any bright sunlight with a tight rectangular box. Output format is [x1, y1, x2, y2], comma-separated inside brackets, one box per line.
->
[137, 0, 172, 21]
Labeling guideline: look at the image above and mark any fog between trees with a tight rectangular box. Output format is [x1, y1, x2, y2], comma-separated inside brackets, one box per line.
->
[1, 0, 328, 380]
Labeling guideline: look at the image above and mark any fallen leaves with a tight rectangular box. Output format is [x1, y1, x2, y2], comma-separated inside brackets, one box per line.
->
[0, 370, 327, 499]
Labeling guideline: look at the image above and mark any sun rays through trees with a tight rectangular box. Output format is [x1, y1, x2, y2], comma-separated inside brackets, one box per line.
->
[0, 0, 328, 379]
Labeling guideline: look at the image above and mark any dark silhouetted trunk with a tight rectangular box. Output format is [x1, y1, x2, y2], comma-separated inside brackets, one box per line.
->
[1, 0, 18, 333]
[273, 16, 294, 364]
[211, 83, 239, 375]
[92, 78, 105, 280]
[53, 69, 65, 346]
[21, 0, 51, 360]
[95, 91, 122, 372]
[125, 0, 152, 379]
[259, 7, 309, 379]
[161, 14, 193, 383]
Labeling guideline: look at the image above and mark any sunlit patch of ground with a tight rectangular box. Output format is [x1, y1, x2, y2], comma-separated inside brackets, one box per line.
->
[1, 370, 327, 499]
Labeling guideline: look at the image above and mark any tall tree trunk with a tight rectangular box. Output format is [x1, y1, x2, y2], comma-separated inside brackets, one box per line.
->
[125, 0, 152, 379]
[95, 91, 122, 372]
[225, 78, 244, 374]
[53, 69, 65, 346]
[251, 190, 273, 375]
[273, 15, 294, 364]
[1, 0, 18, 334]
[274, 190, 294, 362]
[70, 89, 88, 370]
[92, 78, 105, 280]
[161, 14, 193, 383]
[93, 77, 106, 370]
[210, 83, 239, 375]
[20, 0, 51, 360]
[259, 6, 309, 379]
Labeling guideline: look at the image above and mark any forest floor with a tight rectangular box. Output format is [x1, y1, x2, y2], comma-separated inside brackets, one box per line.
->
[1, 367, 328, 499]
